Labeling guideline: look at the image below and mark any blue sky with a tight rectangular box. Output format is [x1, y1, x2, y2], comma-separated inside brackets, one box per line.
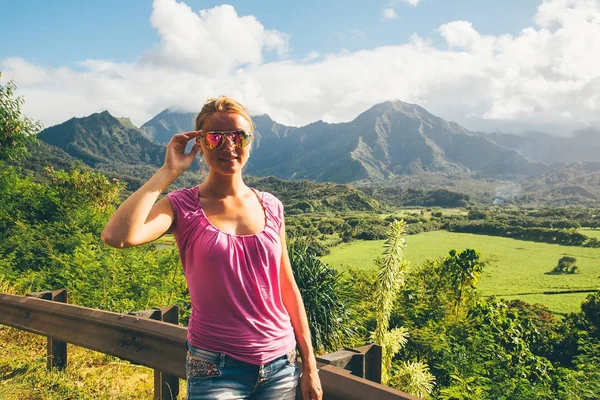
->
[2, 0, 541, 66]
[1, 0, 599, 135]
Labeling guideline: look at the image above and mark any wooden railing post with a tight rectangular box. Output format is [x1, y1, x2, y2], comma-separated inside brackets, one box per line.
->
[316, 344, 382, 384]
[129, 306, 180, 400]
[26, 289, 68, 371]
[155, 306, 180, 400]
[358, 343, 382, 384]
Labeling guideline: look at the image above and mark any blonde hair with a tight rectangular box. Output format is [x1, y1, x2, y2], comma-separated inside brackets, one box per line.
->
[195, 95, 254, 132]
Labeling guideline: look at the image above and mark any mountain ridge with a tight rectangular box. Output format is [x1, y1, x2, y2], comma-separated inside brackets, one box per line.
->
[38, 110, 166, 168]
[35, 100, 597, 188]
[38, 101, 548, 184]
[30, 101, 600, 205]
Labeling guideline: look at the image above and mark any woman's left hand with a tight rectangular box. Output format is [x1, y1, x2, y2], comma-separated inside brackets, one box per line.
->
[301, 368, 323, 400]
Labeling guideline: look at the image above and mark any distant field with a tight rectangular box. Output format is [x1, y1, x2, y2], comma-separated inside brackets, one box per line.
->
[322, 231, 600, 315]
[383, 208, 468, 218]
[580, 227, 600, 239]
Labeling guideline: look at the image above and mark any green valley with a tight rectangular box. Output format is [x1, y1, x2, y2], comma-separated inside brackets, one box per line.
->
[322, 230, 600, 314]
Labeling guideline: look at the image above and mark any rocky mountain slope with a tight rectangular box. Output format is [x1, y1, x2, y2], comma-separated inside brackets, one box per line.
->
[32, 101, 600, 205]
[139, 101, 546, 183]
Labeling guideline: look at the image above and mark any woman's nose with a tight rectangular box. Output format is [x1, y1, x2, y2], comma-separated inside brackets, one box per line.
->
[222, 134, 236, 149]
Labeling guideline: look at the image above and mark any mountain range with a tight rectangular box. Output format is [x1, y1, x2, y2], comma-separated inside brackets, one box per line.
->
[488, 129, 600, 165]
[34, 100, 600, 205]
[138, 102, 600, 181]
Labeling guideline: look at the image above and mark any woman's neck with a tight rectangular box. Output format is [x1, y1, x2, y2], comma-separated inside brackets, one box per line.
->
[200, 171, 248, 198]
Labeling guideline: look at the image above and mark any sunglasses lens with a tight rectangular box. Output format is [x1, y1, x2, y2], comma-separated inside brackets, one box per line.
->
[232, 130, 250, 148]
[203, 130, 251, 150]
[205, 132, 224, 149]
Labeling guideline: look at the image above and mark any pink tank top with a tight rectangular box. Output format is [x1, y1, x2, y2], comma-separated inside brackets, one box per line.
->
[167, 187, 296, 365]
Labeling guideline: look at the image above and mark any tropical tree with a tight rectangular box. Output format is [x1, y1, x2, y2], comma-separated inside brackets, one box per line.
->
[370, 219, 436, 397]
[0, 72, 41, 162]
[371, 220, 411, 383]
[289, 244, 355, 354]
[552, 256, 578, 274]
[372, 220, 409, 344]
[440, 249, 482, 315]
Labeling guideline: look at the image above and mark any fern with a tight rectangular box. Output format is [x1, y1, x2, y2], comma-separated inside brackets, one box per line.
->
[391, 361, 436, 399]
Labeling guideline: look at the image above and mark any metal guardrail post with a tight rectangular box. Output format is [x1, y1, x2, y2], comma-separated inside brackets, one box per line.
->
[26, 289, 68, 371]
[129, 306, 180, 400]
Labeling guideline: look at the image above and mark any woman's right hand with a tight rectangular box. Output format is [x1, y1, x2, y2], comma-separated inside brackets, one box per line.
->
[163, 130, 202, 175]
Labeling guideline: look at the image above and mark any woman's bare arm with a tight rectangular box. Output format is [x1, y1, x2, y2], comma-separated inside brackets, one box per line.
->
[101, 131, 201, 248]
[279, 223, 323, 400]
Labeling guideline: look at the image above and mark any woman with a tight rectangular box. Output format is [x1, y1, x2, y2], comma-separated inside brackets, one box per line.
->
[102, 96, 323, 400]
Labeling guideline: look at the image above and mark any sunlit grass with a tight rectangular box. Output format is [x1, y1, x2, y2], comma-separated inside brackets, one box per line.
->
[0, 326, 186, 399]
[579, 227, 600, 239]
[155, 233, 176, 247]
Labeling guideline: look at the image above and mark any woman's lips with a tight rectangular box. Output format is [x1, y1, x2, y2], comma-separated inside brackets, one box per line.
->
[218, 155, 239, 161]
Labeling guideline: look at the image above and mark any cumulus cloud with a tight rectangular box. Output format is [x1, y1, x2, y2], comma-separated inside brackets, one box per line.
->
[145, 1, 288, 74]
[2, 0, 600, 136]
[302, 51, 321, 62]
[382, 8, 398, 20]
[401, 0, 422, 6]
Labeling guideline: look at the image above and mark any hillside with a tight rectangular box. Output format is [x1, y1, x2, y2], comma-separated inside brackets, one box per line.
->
[140, 109, 197, 144]
[488, 129, 600, 165]
[30, 101, 600, 206]
[38, 111, 166, 168]
[34, 111, 206, 190]
[521, 161, 600, 205]
[246, 176, 382, 213]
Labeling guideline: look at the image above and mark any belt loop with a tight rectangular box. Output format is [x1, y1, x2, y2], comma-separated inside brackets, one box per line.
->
[220, 352, 226, 370]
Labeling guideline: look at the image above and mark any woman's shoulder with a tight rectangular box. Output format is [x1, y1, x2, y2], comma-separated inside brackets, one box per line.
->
[166, 186, 200, 210]
[253, 189, 284, 229]
[253, 189, 284, 221]
[254, 189, 283, 208]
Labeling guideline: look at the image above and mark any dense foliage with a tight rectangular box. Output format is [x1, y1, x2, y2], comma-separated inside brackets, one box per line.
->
[247, 176, 382, 214]
[551, 256, 579, 274]
[0, 73, 42, 162]
[288, 244, 356, 354]
[0, 165, 189, 315]
[447, 207, 600, 247]
[363, 186, 471, 208]
[389, 252, 600, 398]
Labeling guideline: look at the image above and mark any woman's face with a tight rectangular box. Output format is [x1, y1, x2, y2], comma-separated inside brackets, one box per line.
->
[197, 111, 253, 176]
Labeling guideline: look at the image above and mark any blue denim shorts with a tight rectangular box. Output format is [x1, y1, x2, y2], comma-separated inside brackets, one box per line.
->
[185, 341, 299, 400]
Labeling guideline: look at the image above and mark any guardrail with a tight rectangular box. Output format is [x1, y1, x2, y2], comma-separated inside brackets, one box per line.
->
[0, 291, 420, 400]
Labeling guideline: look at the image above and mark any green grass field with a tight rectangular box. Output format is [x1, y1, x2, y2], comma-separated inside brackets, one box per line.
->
[322, 231, 600, 315]
[580, 227, 600, 239]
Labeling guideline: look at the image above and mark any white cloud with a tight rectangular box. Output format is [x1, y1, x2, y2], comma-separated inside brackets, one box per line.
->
[382, 8, 398, 20]
[401, 0, 421, 6]
[144, 1, 288, 74]
[334, 28, 365, 41]
[302, 51, 321, 62]
[2, 0, 600, 136]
